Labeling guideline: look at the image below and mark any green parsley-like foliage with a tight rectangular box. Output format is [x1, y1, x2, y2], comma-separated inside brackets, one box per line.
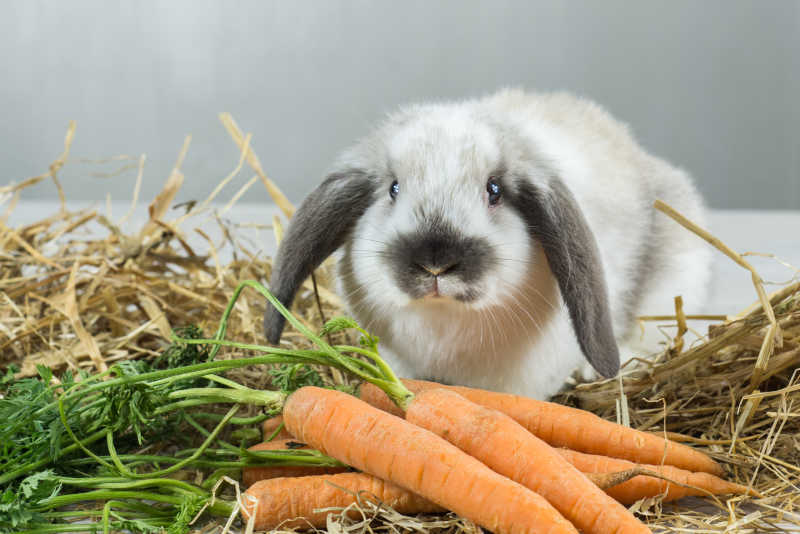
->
[320, 316, 380, 352]
[268, 363, 324, 391]
[155, 325, 211, 370]
[0, 327, 214, 479]
[87, 360, 173, 444]
[319, 316, 359, 337]
[115, 517, 165, 534]
[0, 366, 87, 473]
[0, 470, 61, 534]
[167, 494, 207, 534]
[0, 364, 19, 395]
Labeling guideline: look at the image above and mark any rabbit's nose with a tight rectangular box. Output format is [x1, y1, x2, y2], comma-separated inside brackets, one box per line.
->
[418, 262, 459, 276]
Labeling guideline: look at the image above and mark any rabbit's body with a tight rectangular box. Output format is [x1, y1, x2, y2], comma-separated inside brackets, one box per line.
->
[266, 89, 711, 399]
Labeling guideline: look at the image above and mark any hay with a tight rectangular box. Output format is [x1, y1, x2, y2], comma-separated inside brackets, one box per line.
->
[1, 120, 798, 532]
[0, 118, 346, 396]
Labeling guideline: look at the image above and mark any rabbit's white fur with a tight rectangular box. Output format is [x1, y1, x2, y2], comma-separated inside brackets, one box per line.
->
[271, 89, 711, 399]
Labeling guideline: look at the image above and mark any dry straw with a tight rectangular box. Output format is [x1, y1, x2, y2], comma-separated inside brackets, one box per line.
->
[1, 120, 798, 533]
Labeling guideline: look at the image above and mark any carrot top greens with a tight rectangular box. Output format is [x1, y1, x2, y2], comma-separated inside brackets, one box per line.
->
[0, 279, 402, 534]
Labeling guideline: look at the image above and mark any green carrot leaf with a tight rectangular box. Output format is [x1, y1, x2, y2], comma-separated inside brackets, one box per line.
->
[0, 365, 19, 394]
[19, 470, 61, 501]
[155, 325, 211, 370]
[268, 363, 324, 391]
[167, 494, 207, 534]
[0, 470, 62, 533]
[319, 316, 359, 337]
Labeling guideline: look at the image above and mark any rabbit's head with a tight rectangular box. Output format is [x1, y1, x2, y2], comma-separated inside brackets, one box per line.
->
[264, 103, 619, 378]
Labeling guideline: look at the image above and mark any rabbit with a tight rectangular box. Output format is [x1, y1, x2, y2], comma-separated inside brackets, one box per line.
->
[263, 89, 712, 400]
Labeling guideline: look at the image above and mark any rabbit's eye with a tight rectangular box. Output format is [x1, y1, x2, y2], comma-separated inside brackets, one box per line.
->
[487, 177, 502, 205]
[390, 180, 400, 200]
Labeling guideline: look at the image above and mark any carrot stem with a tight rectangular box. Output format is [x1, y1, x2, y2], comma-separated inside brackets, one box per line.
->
[105, 406, 239, 479]
[192, 411, 272, 426]
[167, 387, 287, 409]
[58, 476, 206, 495]
[175, 336, 414, 409]
[0, 428, 109, 486]
[264, 419, 288, 441]
[241, 440, 350, 487]
[201, 279, 416, 409]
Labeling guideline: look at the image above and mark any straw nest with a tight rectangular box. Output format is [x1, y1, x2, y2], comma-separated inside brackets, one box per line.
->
[1, 119, 798, 533]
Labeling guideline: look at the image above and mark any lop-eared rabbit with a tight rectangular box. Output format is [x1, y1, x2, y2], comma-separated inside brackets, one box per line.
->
[264, 89, 711, 399]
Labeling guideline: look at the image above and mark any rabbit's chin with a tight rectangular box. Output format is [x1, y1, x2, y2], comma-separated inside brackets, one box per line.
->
[401, 274, 486, 306]
[407, 291, 484, 311]
[391, 270, 528, 313]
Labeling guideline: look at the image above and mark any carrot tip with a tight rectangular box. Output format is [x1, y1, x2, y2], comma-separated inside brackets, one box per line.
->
[744, 486, 764, 499]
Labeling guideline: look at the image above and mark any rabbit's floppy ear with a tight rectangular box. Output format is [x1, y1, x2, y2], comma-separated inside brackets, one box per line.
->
[509, 176, 620, 378]
[264, 169, 375, 344]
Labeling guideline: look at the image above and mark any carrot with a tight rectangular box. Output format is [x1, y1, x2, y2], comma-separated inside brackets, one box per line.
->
[242, 472, 443, 530]
[406, 388, 651, 534]
[241, 439, 349, 487]
[555, 449, 758, 505]
[283, 386, 580, 534]
[358, 379, 723, 476]
[261, 414, 293, 440]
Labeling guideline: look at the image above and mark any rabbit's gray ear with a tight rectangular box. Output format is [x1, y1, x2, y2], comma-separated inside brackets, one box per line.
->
[264, 170, 375, 344]
[509, 177, 620, 378]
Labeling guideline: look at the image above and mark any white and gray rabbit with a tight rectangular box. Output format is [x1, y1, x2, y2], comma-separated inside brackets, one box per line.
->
[264, 89, 711, 399]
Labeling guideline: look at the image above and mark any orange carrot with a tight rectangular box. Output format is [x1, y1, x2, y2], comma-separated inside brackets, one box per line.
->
[359, 379, 723, 476]
[241, 439, 349, 487]
[261, 414, 293, 440]
[407, 388, 651, 534]
[242, 472, 443, 530]
[283, 386, 580, 534]
[556, 449, 757, 505]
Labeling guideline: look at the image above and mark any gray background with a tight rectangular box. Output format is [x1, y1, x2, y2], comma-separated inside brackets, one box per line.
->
[2, 0, 798, 209]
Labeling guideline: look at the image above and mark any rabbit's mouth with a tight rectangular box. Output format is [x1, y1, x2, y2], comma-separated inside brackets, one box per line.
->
[417, 274, 482, 303]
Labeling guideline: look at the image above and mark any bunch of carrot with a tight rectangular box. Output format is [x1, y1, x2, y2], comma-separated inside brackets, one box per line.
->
[240, 382, 755, 531]
[174, 281, 756, 533]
